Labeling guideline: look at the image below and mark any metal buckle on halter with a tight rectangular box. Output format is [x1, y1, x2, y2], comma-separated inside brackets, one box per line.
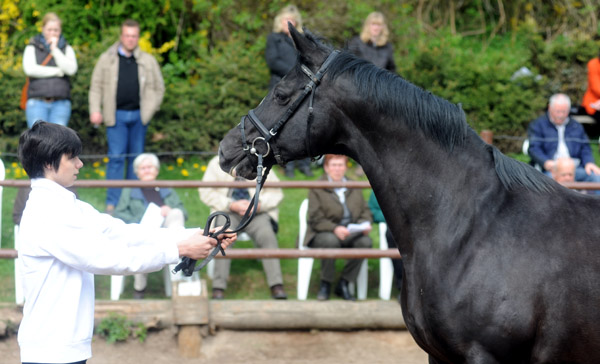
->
[250, 137, 271, 157]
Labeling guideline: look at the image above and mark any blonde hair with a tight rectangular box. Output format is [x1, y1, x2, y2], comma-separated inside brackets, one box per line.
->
[359, 12, 389, 47]
[273, 5, 303, 33]
[42, 12, 61, 28]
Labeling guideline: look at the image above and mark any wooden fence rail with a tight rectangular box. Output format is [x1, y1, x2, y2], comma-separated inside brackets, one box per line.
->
[0, 248, 401, 260]
[0, 179, 598, 190]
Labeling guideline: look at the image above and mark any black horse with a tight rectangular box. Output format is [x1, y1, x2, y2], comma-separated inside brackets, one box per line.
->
[218, 26, 600, 363]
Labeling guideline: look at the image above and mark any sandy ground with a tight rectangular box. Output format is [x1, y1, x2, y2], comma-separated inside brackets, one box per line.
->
[1, 328, 428, 364]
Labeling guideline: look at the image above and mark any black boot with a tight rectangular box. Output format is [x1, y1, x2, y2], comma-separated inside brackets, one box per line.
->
[317, 280, 331, 301]
[335, 279, 356, 301]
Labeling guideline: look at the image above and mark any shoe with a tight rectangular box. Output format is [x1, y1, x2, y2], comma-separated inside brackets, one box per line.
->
[133, 289, 145, 300]
[335, 279, 356, 301]
[316, 281, 331, 301]
[105, 204, 115, 216]
[212, 288, 225, 300]
[270, 284, 288, 299]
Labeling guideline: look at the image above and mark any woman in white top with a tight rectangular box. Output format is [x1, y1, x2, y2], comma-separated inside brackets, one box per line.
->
[22, 12, 78, 128]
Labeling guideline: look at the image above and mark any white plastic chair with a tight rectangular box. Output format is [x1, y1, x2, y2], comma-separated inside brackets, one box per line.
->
[296, 199, 313, 300]
[297, 199, 368, 300]
[0, 158, 5, 248]
[14, 225, 25, 305]
[378, 222, 394, 300]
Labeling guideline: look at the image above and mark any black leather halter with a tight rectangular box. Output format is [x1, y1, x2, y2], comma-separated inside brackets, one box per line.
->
[172, 50, 340, 277]
[240, 50, 340, 165]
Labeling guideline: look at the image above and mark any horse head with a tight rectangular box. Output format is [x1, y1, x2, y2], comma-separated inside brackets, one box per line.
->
[219, 25, 341, 179]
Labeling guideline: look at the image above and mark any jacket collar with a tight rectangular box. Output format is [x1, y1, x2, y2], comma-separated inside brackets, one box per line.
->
[30, 178, 76, 201]
[108, 41, 142, 60]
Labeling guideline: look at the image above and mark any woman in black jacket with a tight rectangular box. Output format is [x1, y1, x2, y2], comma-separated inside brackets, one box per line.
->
[348, 12, 396, 73]
[265, 5, 313, 178]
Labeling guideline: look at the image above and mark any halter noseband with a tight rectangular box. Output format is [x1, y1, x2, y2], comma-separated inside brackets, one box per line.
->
[240, 50, 340, 164]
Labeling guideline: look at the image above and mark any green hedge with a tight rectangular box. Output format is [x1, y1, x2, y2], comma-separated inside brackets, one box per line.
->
[1, 0, 600, 157]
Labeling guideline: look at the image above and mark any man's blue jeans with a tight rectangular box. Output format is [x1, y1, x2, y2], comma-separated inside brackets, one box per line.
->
[25, 98, 71, 128]
[105, 109, 147, 206]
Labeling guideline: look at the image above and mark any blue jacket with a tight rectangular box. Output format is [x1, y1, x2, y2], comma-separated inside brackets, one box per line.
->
[527, 113, 594, 168]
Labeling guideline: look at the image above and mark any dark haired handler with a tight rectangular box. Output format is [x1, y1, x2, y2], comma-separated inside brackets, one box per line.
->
[16, 121, 236, 364]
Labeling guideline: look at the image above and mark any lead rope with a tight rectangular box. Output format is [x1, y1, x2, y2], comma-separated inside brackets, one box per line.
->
[173, 154, 271, 277]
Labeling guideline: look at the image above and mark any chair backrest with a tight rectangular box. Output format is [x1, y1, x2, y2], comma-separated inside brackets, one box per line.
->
[298, 199, 309, 250]
[379, 222, 388, 250]
[522, 139, 529, 156]
[0, 158, 5, 248]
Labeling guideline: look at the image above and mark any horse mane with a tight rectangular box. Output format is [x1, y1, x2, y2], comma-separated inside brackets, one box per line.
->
[326, 50, 468, 151]
[301, 32, 554, 193]
[489, 145, 555, 193]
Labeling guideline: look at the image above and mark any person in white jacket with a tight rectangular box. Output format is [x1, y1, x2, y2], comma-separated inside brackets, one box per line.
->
[22, 12, 78, 128]
[16, 121, 236, 364]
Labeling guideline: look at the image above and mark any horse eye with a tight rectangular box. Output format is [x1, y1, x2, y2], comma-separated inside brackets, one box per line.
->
[273, 90, 289, 105]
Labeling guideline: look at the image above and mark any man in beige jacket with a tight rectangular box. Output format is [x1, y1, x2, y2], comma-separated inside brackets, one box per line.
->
[199, 156, 288, 300]
[89, 19, 164, 213]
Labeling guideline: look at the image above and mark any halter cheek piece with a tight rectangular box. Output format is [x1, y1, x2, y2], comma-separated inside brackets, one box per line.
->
[173, 50, 340, 277]
[240, 50, 340, 165]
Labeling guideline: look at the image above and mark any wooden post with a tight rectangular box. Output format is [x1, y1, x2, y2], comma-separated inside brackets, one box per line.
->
[172, 278, 209, 358]
[480, 130, 493, 144]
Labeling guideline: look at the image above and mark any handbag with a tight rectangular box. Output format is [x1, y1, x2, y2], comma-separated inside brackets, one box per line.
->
[20, 53, 54, 110]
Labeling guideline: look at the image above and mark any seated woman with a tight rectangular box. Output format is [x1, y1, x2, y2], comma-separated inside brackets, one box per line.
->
[303, 154, 373, 301]
[114, 153, 187, 299]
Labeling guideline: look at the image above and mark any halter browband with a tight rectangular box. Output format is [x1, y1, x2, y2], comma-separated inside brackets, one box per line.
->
[241, 50, 340, 164]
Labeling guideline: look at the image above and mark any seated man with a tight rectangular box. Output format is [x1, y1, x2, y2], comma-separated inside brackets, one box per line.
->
[528, 93, 600, 185]
[199, 155, 287, 300]
[303, 154, 373, 301]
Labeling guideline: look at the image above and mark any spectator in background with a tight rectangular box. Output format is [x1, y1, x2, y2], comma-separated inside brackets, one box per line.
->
[265, 5, 313, 178]
[348, 11, 396, 73]
[199, 156, 288, 300]
[528, 93, 600, 185]
[551, 156, 576, 184]
[89, 19, 165, 214]
[113, 153, 187, 299]
[368, 191, 402, 303]
[582, 52, 600, 123]
[304, 154, 373, 301]
[23, 12, 78, 128]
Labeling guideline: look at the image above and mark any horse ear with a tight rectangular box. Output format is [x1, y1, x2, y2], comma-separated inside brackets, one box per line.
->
[289, 24, 314, 56]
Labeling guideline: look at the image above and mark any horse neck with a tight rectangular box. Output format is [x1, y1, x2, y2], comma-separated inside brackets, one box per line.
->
[346, 120, 500, 256]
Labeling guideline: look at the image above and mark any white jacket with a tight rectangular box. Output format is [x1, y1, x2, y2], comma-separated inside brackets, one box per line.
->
[17, 178, 192, 363]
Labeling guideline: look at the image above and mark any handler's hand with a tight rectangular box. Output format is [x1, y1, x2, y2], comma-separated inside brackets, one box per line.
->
[210, 226, 237, 250]
[177, 231, 218, 260]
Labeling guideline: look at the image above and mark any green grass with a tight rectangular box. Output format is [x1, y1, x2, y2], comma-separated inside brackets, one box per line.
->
[0, 156, 392, 302]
